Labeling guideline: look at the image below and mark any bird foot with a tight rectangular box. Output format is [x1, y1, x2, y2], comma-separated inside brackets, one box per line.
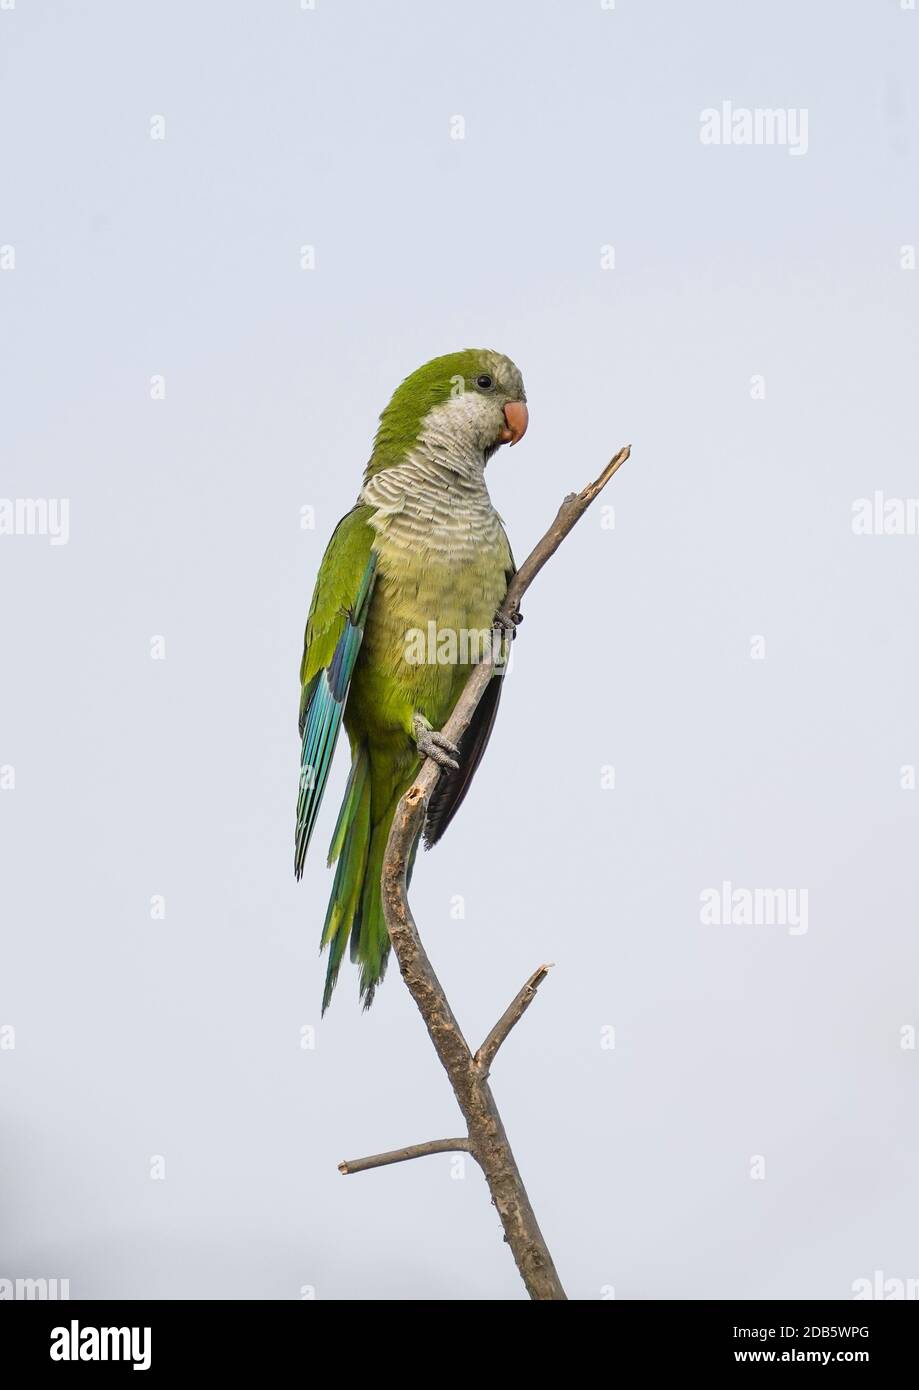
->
[493, 607, 523, 639]
[412, 715, 460, 770]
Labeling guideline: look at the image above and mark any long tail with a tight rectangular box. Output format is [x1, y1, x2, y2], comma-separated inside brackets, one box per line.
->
[320, 747, 419, 1012]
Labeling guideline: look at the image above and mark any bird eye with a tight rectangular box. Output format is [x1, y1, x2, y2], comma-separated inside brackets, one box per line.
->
[474, 374, 494, 391]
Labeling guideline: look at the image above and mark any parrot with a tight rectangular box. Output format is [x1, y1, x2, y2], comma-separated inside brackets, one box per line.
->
[295, 349, 529, 1012]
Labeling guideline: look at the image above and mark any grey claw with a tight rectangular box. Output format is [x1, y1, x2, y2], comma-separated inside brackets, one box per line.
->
[422, 736, 459, 770]
[414, 720, 461, 770]
[493, 608, 523, 638]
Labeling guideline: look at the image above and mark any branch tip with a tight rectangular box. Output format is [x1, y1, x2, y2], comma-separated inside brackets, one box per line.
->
[338, 1138, 470, 1176]
[474, 963, 555, 1073]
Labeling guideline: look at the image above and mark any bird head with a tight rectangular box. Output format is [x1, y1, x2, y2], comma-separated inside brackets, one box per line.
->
[365, 349, 528, 481]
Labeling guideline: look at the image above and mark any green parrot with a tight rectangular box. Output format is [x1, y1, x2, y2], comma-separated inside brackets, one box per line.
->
[295, 349, 529, 1011]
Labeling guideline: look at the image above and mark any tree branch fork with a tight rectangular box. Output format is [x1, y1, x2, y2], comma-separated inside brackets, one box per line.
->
[338, 445, 632, 1301]
[338, 963, 552, 1176]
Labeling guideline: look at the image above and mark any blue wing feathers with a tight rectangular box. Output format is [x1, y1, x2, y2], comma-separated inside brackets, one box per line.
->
[294, 554, 377, 879]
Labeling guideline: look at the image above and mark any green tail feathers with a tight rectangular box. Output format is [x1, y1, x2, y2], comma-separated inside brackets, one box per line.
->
[321, 747, 413, 1013]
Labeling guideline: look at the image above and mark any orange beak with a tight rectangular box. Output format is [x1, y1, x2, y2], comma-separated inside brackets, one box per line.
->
[500, 400, 529, 446]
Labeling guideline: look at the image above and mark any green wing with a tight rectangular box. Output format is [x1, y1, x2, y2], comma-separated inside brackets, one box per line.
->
[295, 505, 376, 879]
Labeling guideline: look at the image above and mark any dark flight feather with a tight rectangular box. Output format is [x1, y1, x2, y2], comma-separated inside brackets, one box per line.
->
[423, 672, 504, 849]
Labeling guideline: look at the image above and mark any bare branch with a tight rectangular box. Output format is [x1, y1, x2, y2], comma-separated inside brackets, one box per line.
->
[474, 965, 553, 1077]
[362, 446, 632, 1300]
[339, 1138, 470, 1176]
[502, 444, 631, 617]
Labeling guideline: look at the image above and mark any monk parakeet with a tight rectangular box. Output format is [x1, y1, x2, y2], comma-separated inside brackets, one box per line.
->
[295, 349, 528, 1011]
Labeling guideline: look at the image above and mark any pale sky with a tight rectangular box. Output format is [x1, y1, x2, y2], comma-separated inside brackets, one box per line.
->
[2, 0, 918, 1300]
